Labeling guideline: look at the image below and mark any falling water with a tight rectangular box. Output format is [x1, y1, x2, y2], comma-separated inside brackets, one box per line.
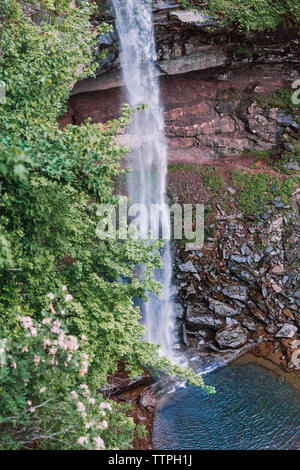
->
[112, 0, 177, 359]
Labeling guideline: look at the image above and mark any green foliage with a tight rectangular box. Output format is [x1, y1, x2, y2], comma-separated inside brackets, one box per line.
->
[0, 234, 13, 270]
[168, 163, 192, 172]
[235, 45, 254, 57]
[257, 87, 300, 111]
[274, 144, 300, 174]
[0, 0, 99, 129]
[249, 144, 300, 175]
[0, 294, 134, 450]
[177, 0, 197, 9]
[0, 147, 31, 182]
[198, 166, 224, 192]
[169, 164, 223, 189]
[207, 0, 300, 32]
[231, 170, 299, 215]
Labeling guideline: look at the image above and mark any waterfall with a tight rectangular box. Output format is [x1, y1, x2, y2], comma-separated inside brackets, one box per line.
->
[112, 0, 177, 360]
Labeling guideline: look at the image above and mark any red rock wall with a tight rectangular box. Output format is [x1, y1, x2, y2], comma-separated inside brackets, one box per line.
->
[61, 63, 297, 161]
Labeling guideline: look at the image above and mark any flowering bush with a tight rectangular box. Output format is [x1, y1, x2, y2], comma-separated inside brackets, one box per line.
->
[0, 291, 135, 450]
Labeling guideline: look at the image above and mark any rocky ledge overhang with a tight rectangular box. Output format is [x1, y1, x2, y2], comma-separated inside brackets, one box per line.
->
[72, 0, 300, 95]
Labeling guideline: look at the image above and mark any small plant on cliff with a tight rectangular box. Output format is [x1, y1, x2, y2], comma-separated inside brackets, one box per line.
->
[258, 87, 300, 111]
[231, 170, 300, 216]
[206, 0, 300, 33]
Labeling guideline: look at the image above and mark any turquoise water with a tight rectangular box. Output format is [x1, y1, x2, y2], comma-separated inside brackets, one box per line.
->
[153, 362, 300, 450]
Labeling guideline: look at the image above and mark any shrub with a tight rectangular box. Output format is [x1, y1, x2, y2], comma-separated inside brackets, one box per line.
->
[0, 291, 134, 450]
[207, 0, 300, 32]
[231, 171, 299, 215]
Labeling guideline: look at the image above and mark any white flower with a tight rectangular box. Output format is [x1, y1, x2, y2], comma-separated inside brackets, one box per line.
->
[100, 402, 112, 411]
[97, 420, 108, 430]
[77, 436, 87, 445]
[77, 402, 86, 413]
[94, 436, 105, 450]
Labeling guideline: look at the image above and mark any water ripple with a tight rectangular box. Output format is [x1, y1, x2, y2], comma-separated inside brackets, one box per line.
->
[153, 363, 300, 450]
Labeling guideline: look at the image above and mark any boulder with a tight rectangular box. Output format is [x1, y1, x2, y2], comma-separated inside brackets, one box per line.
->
[271, 282, 282, 293]
[138, 389, 157, 413]
[178, 261, 197, 273]
[215, 325, 248, 349]
[242, 317, 257, 332]
[229, 264, 255, 283]
[288, 341, 300, 370]
[170, 10, 216, 27]
[247, 301, 268, 324]
[153, 1, 179, 11]
[159, 46, 227, 75]
[247, 114, 279, 144]
[268, 109, 299, 129]
[276, 323, 298, 338]
[226, 317, 239, 327]
[209, 298, 238, 317]
[285, 158, 300, 171]
[186, 308, 221, 331]
[98, 33, 113, 45]
[222, 285, 248, 302]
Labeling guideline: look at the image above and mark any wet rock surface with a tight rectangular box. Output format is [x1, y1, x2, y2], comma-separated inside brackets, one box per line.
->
[276, 323, 298, 339]
[62, 63, 299, 162]
[101, 361, 156, 450]
[215, 325, 248, 349]
[138, 389, 157, 413]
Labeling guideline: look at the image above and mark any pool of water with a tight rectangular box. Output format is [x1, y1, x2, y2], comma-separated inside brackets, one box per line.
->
[153, 362, 300, 450]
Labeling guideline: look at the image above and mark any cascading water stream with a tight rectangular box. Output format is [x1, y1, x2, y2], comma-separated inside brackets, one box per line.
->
[112, 0, 177, 360]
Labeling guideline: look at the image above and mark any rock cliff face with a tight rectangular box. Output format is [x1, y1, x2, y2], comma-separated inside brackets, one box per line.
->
[170, 166, 300, 373]
[63, 63, 299, 159]
[62, 3, 300, 162]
